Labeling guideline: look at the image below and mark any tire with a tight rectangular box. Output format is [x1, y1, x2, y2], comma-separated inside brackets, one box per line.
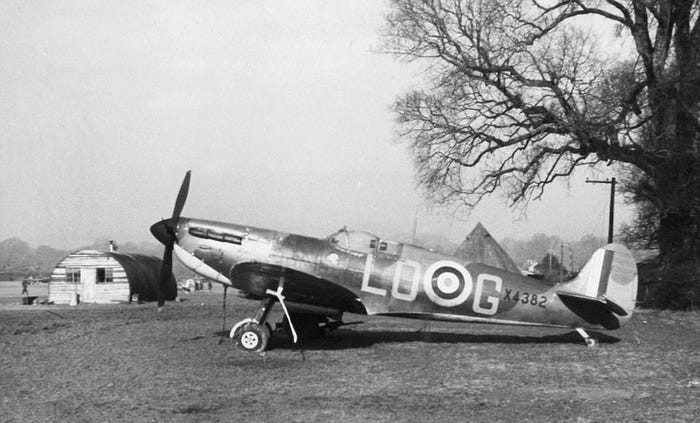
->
[233, 321, 270, 353]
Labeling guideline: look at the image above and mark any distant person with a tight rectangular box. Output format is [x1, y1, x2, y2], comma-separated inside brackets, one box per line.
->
[208, 280, 212, 291]
[21, 278, 31, 296]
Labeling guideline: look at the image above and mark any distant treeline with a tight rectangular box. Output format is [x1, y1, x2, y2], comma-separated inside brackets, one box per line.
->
[0, 238, 70, 279]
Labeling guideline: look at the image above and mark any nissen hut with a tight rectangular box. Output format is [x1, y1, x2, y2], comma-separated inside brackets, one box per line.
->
[48, 249, 175, 304]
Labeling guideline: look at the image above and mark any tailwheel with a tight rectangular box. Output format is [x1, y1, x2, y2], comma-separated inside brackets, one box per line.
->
[585, 337, 598, 347]
[576, 328, 598, 348]
[232, 321, 271, 353]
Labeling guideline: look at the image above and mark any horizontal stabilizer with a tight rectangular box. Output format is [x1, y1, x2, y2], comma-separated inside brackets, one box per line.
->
[556, 291, 628, 316]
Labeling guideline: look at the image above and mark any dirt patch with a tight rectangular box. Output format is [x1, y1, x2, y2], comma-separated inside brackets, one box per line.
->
[1, 293, 699, 422]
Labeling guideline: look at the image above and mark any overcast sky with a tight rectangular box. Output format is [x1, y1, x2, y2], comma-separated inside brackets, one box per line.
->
[0, 0, 631, 249]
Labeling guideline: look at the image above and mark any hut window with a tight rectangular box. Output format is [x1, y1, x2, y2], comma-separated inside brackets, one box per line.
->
[96, 268, 113, 283]
[66, 268, 81, 283]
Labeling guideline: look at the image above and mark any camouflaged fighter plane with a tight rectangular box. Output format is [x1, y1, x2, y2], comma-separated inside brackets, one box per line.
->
[151, 172, 638, 352]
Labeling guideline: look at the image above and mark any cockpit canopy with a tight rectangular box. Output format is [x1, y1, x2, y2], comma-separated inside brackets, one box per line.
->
[327, 229, 378, 252]
[327, 228, 402, 256]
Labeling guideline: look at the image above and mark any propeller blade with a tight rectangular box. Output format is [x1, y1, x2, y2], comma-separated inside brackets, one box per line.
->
[172, 170, 191, 219]
[158, 244, 173, 311]
[153, 170, 191, 311]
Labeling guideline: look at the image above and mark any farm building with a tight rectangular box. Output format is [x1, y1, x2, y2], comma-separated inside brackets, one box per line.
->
[48, 249, 176, 304]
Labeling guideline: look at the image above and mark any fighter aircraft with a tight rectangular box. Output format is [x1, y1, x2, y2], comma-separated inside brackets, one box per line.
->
[150, 171, 638, 352]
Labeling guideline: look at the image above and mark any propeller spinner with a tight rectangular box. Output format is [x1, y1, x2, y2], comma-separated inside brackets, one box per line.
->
[150, 170, 191, 310]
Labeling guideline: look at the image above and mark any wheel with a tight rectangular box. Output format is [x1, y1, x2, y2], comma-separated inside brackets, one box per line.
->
[585, 337, 598, 347]
[233, 321, 270, 352]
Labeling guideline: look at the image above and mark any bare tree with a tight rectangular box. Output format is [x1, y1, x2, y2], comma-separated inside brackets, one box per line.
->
[383, 0, 700, 305]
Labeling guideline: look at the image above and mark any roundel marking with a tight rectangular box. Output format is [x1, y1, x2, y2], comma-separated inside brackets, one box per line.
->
[423, 260, 473, 307]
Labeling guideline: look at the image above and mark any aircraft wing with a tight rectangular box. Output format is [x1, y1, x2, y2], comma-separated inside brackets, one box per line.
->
[230, 262, 366, 315]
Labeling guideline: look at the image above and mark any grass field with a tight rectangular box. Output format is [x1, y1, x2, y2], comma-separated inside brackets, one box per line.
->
[1, 283, 699, 422]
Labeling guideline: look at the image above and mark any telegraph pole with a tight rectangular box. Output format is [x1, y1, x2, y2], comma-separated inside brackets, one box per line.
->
[569, 246, 575, 272]
[585, 177, 617, 243]
[560, 243, 565, 284]
[411, 206, 419, 244]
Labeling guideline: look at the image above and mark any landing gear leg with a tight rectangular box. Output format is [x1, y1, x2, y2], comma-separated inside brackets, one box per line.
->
[576, 328, 598, 347]
[230, 297, 275, 353]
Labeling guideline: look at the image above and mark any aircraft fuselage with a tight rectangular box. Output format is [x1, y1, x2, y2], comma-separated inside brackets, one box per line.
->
[171, 217, 617, 330]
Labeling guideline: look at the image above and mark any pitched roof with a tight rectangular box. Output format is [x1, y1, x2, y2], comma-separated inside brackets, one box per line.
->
[453, 223, 521, 274]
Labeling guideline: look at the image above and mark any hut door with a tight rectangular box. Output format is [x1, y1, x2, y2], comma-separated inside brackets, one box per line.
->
[82, 268, 97, 303]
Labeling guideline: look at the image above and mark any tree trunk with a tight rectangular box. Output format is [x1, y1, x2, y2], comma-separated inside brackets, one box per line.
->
[655, 208, 700, 309]
[658, 211, 699, 262]
[646, 7, 700, 308]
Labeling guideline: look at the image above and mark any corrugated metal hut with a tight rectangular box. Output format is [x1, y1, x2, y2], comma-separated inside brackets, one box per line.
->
[48, 249, 176, 304]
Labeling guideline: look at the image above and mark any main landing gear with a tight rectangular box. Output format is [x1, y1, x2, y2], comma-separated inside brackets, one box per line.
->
[229, 290, 343, 352]
[228, 272, 350, 352]
[230, 297, 277, 353]
[576, 328, 598, 347]
[229, 277, 308, 353]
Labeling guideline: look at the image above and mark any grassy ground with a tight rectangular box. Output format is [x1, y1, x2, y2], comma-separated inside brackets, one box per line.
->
[1, 285, 699, 422]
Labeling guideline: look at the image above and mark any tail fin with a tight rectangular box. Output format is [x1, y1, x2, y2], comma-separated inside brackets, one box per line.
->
[557, 244, 638, 329]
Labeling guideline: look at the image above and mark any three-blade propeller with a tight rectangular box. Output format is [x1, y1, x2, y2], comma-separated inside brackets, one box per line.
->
[150, 171, 191, 311]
